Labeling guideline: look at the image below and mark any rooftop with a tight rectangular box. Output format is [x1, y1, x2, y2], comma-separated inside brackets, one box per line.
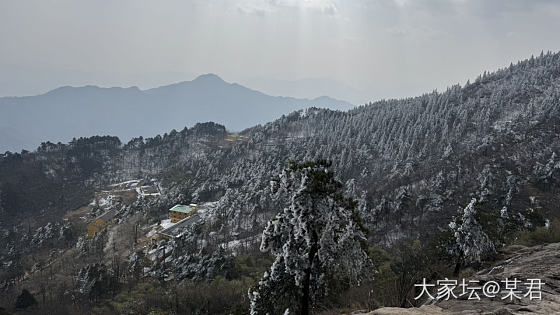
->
[169, 204, 195, 214]
[159, 213, 202, 238]
[95, 209, 117, 222]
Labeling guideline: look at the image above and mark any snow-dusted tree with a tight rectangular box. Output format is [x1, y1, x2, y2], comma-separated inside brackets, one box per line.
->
[249, 160, 372, 315]
[448, 198, 495, 275]
[534, 152, 560, 190]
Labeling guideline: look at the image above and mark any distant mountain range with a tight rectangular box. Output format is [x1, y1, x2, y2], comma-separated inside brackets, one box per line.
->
[241, 77, 370, 105]
[0, 74, 354, 153]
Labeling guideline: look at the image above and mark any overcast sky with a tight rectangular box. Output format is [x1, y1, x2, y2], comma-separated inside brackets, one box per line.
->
[1, 0, 560, 103]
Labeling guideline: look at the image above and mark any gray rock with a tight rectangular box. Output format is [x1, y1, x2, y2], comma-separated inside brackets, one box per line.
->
[359, 243, 560, 314]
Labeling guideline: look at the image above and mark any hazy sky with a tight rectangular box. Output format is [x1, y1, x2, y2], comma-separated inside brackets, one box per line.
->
[1, 0, 560, 103]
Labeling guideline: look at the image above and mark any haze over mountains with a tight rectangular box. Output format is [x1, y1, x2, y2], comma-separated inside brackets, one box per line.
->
[241, 77, 370, 105]
[0, 73, 354, 153]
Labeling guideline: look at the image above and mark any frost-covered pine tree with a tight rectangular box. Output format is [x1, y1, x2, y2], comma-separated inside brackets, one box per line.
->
[249, 160, 372, 315]
[448, 198, 495, 275]
[534, 152, 560, 189]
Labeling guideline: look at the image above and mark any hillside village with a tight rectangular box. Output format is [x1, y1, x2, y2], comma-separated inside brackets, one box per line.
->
[86, 179, 161, 238]
[0, 131, 256, 303]
[82, 179, 211, 270]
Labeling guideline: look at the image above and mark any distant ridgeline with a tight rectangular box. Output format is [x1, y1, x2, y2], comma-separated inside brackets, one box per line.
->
[1, 52, 560, 246]
[0, 73, 354, 153]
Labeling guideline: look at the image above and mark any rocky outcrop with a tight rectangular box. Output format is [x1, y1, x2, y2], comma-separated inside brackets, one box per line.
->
[364, 243, 560, 314]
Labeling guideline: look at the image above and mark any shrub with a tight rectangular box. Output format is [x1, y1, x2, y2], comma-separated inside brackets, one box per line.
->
[514, 219, 560, 246]
[15, 289, 37, 309]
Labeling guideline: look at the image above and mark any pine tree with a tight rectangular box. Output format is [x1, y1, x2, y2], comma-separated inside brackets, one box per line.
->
[249, 160, 372, 315]
[448, 198, 495, 275]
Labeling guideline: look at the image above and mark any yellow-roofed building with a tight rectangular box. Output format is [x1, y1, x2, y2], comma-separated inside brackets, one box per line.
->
[87, 209, 117, 237]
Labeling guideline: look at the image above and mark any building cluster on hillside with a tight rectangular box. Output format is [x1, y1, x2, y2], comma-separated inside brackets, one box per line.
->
[151, 203, 199, 241]
[169, 204, 198, 223]
[225, 134, 248, 142]
[86, 179, 161, 237]
[87, 209, 117, 237]
[159, 212, 201, 240]
[145, 203, 202, 266]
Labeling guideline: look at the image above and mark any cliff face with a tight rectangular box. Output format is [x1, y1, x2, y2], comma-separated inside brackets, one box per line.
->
[366, 242, 560, 314]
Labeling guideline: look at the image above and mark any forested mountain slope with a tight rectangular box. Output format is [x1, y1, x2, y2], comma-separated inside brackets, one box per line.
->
[2, 51, 560, 249]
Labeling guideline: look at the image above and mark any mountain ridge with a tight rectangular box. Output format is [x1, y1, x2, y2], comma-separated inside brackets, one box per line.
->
[0, 74, 354, 153]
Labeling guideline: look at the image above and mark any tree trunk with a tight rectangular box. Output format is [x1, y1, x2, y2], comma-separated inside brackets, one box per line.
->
[301, 267, 311, 315]
[453, 254, 463, 276]
[301, 233, 319, 315]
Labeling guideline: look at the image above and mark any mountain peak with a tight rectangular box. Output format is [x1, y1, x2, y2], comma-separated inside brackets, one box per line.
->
[193, 73, 226, 84]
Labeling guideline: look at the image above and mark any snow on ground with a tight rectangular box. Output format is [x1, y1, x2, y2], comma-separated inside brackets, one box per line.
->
[196, 201, 218, 219]
[89, 179, 161, 211]
[492, 109, 522, 131]
[160, 219, 174, 229]
[145, 219, 176, 238]
[135, 185, 161, 197]
[103, 226, 116, 254]
[145, 222, 162, 238]
[96, 194, 119, 208]
[106, 179, 161, 196]
[222, 235, 261, 254]
[109, 179, 140, 188]
[146, 229, 156, 238]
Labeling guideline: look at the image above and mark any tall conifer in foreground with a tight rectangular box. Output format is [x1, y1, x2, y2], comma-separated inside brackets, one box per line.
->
[250, 160, 373, 315]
